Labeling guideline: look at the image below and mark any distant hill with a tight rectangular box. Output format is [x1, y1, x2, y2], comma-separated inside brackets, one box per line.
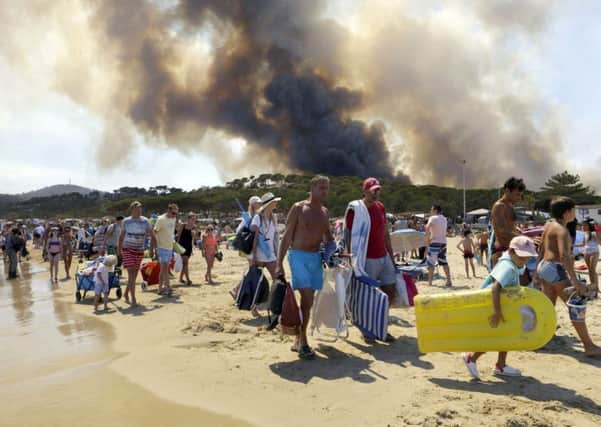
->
[1, 184, 98, 201]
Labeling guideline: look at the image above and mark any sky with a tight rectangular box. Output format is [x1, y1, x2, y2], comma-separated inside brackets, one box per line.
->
[1, 1, 600, 195]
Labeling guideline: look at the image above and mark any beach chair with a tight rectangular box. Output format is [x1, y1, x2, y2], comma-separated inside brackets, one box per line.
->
[236, 266, 270, 311]
[347, 275, 389, 342]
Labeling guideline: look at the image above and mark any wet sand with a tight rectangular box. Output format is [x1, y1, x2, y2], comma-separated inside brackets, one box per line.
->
[2, 239, 601, 427]
[0, 258, 249, 427]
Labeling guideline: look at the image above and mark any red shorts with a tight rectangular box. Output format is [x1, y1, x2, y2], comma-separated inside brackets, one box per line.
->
[122, 248, 144, 269]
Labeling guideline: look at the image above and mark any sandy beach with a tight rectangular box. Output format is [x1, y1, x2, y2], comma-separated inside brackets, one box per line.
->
[2, 236, 601, 427]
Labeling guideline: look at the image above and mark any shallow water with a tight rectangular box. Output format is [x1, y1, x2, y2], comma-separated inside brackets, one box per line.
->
[0, 259, 249, 427]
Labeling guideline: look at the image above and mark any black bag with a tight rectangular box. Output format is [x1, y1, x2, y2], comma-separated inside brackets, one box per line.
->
[269, 277, 287, 316]
[236, 267, 269, 311]
[232, 226, 254, 255]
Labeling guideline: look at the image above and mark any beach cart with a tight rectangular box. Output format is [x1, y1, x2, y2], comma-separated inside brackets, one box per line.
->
[75, 258, 122, 302]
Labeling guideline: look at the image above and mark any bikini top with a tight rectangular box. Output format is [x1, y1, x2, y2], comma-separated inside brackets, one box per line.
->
[204, 234, 217, 246]
[48, 239, 61, 252]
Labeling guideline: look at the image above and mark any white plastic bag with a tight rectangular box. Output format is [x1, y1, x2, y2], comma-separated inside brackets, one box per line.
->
[173, 253, 183, 273]
[392, 271, 409, 308]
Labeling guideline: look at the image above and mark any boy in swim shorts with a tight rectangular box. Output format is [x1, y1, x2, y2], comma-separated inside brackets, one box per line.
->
[537, 197, 601, 357]
[462, 236, 537, 379]
[457, 229, 477, 278]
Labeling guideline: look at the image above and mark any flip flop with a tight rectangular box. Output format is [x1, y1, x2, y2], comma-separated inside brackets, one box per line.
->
[385, 333, 396, 343]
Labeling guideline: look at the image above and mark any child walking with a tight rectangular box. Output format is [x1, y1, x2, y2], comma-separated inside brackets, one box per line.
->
[457, 229, 477, 278]
[94, 255, 118, 313]
[462, 236, 538, 380]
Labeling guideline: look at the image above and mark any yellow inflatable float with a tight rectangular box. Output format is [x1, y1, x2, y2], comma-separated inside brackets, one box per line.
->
[415, 287, 557, 353]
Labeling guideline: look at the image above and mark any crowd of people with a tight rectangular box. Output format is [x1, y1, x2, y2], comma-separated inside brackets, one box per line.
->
[2, 175, 599, 371]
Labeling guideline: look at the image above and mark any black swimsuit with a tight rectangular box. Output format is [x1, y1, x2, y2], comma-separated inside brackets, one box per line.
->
[178, 227, 193, 257]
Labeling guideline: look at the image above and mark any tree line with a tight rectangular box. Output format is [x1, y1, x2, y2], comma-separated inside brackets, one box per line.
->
[1, 171, 598, 221]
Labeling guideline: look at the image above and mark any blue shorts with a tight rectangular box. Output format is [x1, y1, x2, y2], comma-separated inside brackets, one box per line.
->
[157, 247, 173, 264]
[288, 249, 323, 291]
[426, 243, 448, 267]
[537, 260, 568, 284]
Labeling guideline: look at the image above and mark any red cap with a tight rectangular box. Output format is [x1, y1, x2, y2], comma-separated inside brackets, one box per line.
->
[363, 177, 381, 192]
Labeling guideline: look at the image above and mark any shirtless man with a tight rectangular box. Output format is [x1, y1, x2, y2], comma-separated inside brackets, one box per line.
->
[276, 176, 335, 360]
[491, 177, 525, 268]
[537, 196, 601, 357]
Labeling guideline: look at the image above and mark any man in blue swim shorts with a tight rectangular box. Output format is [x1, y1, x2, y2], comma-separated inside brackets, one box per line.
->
[277, 176, 336, 360]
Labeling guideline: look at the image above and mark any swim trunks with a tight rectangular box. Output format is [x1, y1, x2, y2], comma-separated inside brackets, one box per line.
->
[365, 256, 396, 285]
[288, 249, 323, 291]
[122, 247, 144, 269]
[537, 260, 568, 284]
[463, 251, 474, 259]
[426, 243, 448, 267]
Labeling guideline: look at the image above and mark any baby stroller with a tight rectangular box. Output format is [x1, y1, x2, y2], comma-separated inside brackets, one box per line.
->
[75, 257, 122, 302]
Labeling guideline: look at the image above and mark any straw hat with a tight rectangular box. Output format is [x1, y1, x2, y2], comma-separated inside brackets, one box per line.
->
[257, 192, 281, 213]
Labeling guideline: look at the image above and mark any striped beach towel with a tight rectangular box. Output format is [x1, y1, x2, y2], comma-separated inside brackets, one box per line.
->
[344, 200, 370, 278]
[348, 275, 389, 341]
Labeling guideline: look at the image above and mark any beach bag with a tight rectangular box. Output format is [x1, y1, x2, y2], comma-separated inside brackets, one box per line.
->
[348, 275, 389, 341]
[310, 265, 351, 339]
[232, 226, 254, 255]
[280, 286, 302, 335]
[403, 273, 418, 306]
[392, 271, 409, 308]
[236, 267, 270, 311]
[173, 253, 183, 273]
[269, 277, 287, 316]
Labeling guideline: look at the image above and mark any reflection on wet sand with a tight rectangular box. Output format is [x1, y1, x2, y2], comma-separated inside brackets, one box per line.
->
[0, 260, 251, 427]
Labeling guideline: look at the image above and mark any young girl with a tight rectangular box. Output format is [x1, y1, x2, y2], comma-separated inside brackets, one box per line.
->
[202, 225, 218, 284]
[457, 229, 477, 278]
[46, 228, 62, 283]
[583, 219, 599, 295]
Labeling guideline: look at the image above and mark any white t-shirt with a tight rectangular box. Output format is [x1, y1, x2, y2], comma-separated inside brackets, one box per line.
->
[251, 214, 277, 262]
[94, 263, 109, 286]
[426, 215, 447, 245]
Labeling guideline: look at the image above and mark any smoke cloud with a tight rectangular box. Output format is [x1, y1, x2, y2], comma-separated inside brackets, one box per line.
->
[0, 0, 566, 188]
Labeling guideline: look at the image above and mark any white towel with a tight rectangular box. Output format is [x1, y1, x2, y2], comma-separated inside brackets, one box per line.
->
[344, 200, 371, 278]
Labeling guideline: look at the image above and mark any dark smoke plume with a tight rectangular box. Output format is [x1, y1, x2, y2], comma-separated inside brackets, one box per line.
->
[0, 0, 567, 188]
[88, 0, 400, 179]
